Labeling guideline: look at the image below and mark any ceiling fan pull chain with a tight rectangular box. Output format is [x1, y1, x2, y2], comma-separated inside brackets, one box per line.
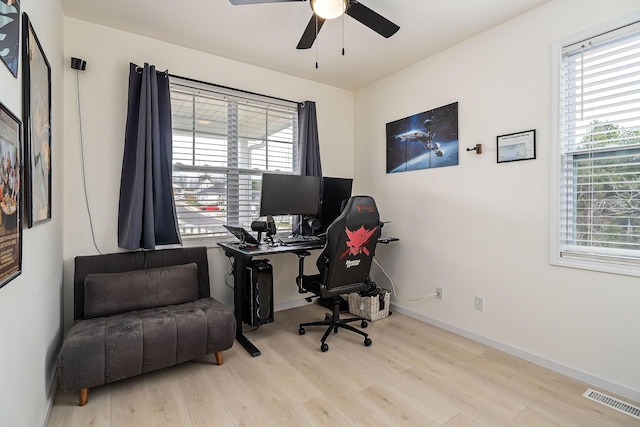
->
[342, 13, 345, 56]
[315, 14, 319, 69]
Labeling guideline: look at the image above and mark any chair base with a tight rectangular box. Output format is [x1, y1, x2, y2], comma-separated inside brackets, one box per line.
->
[299, 296, 372, 352]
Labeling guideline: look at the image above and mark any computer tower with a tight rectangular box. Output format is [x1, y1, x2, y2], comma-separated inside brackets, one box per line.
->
[244, 260, 274, 326]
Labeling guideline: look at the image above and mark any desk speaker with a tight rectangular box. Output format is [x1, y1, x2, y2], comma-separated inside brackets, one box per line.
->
[244, 260, 274, 327]
[301, 216, 321, 236]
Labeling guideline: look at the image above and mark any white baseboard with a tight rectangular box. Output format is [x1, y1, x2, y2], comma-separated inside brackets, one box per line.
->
[390, 303, 640, 404]
[39, 373, 58, 427]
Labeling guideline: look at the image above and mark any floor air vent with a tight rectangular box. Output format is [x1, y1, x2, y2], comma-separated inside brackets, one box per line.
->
[583, 388, 640, 420]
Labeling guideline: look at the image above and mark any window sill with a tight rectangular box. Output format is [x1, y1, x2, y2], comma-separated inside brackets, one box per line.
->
[551, 252, 640, 278]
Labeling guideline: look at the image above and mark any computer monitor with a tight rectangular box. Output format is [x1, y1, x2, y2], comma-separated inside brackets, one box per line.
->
[259, 173, 321, 217]
[318, 177, 353, 228]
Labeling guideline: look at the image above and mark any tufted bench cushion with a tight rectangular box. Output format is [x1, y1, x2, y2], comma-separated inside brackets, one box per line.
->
[58, 297, 234, 392]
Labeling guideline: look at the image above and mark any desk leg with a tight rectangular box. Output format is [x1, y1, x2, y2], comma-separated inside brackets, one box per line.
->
[228, 252, 261, 357]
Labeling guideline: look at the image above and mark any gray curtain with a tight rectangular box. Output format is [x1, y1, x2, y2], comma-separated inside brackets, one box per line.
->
[294, 101, 322, 234]
[298, 101, 322, 177]
[117, 63, 181, 250]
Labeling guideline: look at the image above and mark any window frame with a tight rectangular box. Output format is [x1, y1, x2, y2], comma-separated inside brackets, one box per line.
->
[169, 76, 300, 247]
[550, 12, 640, 277]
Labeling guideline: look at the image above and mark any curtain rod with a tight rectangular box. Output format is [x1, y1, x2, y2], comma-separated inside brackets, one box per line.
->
[134, 65, 169, 78]
[167, 72, 299, 106]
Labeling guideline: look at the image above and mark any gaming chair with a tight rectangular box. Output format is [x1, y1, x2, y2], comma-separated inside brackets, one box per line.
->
[296, 195, 381, 352]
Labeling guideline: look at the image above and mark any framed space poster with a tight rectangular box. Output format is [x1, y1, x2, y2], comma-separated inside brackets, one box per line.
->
[386, 102, 459, 173]
[0, 0, 20, 77]
[22, 13, 51, 227]
[0, 101, 23, 289]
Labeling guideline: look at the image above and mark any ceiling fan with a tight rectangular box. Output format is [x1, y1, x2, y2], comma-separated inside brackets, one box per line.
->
[228, 0, 400, 49]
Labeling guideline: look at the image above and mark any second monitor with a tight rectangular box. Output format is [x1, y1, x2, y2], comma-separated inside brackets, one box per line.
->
[318, 177, 353, 230]
[258, 173, 353, 235]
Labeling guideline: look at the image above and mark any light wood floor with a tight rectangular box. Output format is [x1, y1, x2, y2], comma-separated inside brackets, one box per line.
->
[47, 304, 639, 426]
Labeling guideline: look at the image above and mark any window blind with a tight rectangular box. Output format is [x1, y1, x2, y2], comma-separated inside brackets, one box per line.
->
[558, 21, 640, 267]
[170, 77, 299, 246]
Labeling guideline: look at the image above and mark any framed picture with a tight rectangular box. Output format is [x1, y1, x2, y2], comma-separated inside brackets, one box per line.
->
[497, 129, 536, 163]
[0, 101, 23, 289]
[22, 13, 51, 227]
[0, 0, 20, 77]
[386, 102, 459, 173]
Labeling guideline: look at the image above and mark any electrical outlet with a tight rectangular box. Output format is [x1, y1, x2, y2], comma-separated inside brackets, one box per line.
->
[475, 296, 484, 311]
[436, 287, 443, 300]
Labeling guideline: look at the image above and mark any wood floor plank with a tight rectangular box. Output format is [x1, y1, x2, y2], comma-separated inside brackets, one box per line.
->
[303, 395, 357, 427]
[513, 407, 568, 426]
[190, 411, 236, 427]
[172, 357, 230, 425]
[358, 384, 442, 426]
[109, 376, 152, 426]
[67, 385, 112, 427]
[354, 409, 399, 426]
[142, 367, 192, 427]
[443, 412, 495, 427]
[46, 306, 640, 427]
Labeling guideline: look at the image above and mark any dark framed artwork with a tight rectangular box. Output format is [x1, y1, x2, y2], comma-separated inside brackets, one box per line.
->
[386, 102, 459, 173]
[22, 13, 51, 227]
[497, 129, 536, 163]
[0, 0, 20, 77]
[0, 101, 23, 289]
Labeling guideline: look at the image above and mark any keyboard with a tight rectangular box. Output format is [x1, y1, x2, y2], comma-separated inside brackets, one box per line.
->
[278, 235, 325, 246]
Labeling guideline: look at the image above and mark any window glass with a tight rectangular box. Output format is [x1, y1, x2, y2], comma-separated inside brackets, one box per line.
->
[170, 79, 299, 245]
[553, 20, 640, 275]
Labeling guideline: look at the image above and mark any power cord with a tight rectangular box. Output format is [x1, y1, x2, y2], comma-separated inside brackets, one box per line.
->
[373, 258, 440, 301]
[75, 68, 102, 255]
[224, 255, 235, 290]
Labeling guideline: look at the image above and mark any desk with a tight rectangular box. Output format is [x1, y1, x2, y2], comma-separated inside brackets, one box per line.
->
[219, 237, 399, 356]
[218, 240, 325, 357]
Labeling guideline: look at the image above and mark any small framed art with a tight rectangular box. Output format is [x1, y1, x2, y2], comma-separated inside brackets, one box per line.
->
[497, 130, 536, 163]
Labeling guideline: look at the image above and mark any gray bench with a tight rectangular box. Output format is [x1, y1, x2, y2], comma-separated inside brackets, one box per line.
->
[57, 247, 235, 406]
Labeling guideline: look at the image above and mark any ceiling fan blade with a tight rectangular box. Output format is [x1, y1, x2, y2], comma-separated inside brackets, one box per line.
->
[229, 0, 304, 5]
[297, 15, 326, 49]
[346, 1, 399, 38]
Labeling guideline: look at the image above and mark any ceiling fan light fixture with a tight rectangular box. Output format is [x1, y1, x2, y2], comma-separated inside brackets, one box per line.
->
[310, 0, 346, 20]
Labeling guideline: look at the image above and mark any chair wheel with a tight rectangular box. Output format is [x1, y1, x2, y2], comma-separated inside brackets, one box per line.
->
[321, 343, 329, 352]
[299, 327, 305, 335]
[361, 320, 368, 328]
[333, 326, 338, 333]
[364, 337, 372, 346]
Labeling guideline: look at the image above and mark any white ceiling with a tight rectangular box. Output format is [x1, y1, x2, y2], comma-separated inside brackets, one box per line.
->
[61, 0, 551, 90]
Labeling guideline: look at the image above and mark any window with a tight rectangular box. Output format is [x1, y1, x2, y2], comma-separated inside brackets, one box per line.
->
[552, 18, 640, 276]
[170, 77, 299, 246]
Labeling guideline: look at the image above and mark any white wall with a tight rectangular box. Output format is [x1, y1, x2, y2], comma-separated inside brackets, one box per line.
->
[0, 1, 65, 426]
[62, 18, 355, 327]
[355, 0, 640, 401]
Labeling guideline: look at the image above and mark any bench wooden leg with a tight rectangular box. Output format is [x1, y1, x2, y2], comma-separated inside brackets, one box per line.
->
[214, 351, 223, 365]
[79, 388, 89, 406]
